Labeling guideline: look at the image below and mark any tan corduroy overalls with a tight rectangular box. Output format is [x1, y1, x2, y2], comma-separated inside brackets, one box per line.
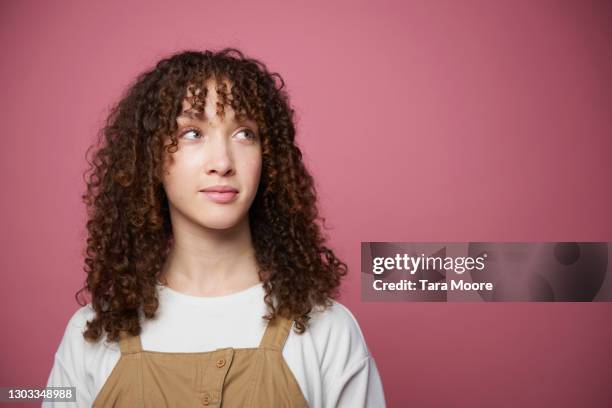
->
[92, 315, 309, 407]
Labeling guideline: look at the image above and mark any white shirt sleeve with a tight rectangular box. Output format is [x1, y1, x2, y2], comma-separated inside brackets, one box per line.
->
[325, 353, 386, 408]
[43, 306, 94, 407]
[316, 302, 387, 408]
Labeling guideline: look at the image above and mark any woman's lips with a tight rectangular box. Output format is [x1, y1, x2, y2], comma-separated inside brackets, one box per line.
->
[201, 191, 239, 204]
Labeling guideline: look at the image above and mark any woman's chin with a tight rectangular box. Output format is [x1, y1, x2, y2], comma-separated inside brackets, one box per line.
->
[195, 214, 247, 231]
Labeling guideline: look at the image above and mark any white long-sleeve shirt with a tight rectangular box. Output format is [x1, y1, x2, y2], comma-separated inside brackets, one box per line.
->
[44, 282, 387, 407]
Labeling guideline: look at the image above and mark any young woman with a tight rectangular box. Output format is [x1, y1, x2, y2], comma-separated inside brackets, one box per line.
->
[44, 48, 386, 407]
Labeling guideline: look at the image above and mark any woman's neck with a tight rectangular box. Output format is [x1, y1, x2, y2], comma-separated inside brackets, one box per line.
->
[159, 217, 261, 297]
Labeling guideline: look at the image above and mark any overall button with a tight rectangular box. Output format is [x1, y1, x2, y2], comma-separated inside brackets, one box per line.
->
[216, 358, 226, 368]
[202, 392, 210, 405]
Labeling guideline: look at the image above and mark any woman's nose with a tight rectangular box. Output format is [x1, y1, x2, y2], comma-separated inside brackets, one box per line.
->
[205, 135, 234, 176]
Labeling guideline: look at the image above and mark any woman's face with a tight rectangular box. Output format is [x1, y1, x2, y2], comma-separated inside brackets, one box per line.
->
[161, 79, 262, 231]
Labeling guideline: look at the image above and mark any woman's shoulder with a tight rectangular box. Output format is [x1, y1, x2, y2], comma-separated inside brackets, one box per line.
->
[46, 304, 121, 406]
[291, 300, 386, 407]
[66, 303, 96, 328]
[303, 298, 372, 361]
[55, 303, 117, 353]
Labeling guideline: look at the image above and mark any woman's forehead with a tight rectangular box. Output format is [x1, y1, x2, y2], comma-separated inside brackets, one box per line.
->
[176, 108, 257, 128]
[179, 79, 236, 121]
[177, 83, 257, 128]
[184, 77, 230, 97]
[182, 79, 224, 109]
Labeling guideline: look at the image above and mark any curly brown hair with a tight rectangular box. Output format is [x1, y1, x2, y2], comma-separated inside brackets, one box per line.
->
[75, 47, 348, 343]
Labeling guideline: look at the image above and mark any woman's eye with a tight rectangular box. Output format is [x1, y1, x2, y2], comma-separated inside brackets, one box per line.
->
[235, 128, 256, 141]
[179, 128, 255, 141]
[180, 128, 201, 140]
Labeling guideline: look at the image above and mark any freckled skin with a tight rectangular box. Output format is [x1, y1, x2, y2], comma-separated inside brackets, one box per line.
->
[161, 79, 262, 233]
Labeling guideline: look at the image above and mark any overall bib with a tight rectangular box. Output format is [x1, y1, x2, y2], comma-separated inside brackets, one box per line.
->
[92, 315, 309, 407]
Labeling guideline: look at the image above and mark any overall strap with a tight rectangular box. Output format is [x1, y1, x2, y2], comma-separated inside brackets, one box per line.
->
[118, 331, 143, 354]
[259, 315, 295, 351]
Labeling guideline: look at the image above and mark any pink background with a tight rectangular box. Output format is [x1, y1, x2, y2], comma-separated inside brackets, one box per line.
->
[1, 0, 611, 406]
